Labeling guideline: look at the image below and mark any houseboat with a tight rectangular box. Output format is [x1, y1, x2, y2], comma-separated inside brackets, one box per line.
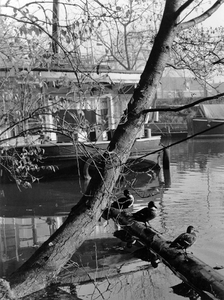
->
[187, 104, 224, 138]
[0, 69, 161, 183]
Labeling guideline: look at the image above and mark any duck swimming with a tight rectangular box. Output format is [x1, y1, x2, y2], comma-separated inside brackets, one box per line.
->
[131, 201, 157, 226]
[169, 225, 197, 254]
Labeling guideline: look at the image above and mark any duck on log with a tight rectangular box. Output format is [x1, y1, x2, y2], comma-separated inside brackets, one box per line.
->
[109, 207, 224, 300]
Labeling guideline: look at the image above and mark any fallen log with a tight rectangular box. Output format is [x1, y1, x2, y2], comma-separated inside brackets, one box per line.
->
[21, 284, 82, 300]
[110, 208, 224, 300]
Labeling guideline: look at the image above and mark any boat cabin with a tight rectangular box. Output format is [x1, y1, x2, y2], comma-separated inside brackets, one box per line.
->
[187, 104, 224, 137]
[0, 69, 154, 146]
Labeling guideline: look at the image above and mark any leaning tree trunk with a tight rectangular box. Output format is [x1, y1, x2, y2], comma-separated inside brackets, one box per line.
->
[2, 1, 220, 298]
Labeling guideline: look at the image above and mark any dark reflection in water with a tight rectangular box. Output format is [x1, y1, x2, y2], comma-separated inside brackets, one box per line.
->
[0, 179, 87, 217]
[1, 137, 224, 299]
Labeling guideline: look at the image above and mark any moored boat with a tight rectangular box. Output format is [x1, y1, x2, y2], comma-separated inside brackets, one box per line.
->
[187, 104, 224, 138]
[0, 135, 161, 183]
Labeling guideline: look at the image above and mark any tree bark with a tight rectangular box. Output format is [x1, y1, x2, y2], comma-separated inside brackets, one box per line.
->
[2, 1, 224, 298]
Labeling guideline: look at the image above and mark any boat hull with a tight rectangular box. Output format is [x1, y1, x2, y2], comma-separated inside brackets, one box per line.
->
[188, 118, 224, 138]
[0, 136, 161, 182]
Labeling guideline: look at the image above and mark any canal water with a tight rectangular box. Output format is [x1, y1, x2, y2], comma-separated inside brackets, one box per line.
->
[1, 137, 224, 299]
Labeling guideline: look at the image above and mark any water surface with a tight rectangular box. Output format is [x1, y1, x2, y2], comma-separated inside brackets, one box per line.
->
[1, 137, 224, 299]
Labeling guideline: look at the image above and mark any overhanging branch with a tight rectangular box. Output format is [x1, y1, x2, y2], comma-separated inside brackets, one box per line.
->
[142, 92, 224, 114]
[179, 0, 224, 30]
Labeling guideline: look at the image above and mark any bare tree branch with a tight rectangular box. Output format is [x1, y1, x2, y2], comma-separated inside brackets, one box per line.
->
[142, 92, 224, 113]
[179, 0, 224, 30]
[175, 0, 195, 16]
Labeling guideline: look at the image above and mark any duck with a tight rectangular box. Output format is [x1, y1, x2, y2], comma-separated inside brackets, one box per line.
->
[110, 189, 134, 209]
[130, 201, 157, 226]
[101, 189, 134, 220]
[169, 225, 197, 254]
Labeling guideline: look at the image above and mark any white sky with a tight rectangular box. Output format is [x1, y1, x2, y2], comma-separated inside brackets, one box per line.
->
[1, 0, 224, 28]
[199, 4, 224, 27]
